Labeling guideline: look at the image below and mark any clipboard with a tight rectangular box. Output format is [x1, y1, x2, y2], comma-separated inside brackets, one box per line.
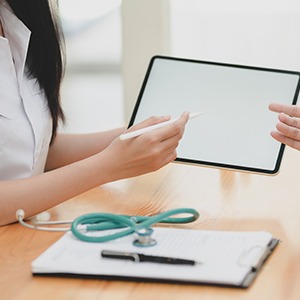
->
[128, 56, 300, 174]
[31, 228, 279, 288]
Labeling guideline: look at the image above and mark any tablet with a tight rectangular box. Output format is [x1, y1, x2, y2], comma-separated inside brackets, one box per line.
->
[128, 56, 300, 174]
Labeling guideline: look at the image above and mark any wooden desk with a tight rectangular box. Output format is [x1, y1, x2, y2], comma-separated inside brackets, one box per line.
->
[1, 148, 300, 300]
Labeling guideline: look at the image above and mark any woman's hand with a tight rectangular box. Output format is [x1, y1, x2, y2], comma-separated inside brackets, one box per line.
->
[269, 103, 300, 150]
[100, 112, 190, 181]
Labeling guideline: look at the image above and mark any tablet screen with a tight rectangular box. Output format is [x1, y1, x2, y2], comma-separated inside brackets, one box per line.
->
[128, 56, 300, 174]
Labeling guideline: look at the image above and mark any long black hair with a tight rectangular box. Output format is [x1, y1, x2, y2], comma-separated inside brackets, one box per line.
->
[7, 0, 65, 142]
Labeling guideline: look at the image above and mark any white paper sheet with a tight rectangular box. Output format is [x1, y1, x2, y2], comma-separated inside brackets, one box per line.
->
[31, 228, 275, 286]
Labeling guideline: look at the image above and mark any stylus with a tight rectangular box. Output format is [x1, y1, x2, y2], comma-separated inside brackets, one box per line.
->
[119, 112, 202, 141]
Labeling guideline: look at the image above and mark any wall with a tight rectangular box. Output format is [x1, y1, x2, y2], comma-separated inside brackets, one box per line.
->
[171, 0, 300, 71]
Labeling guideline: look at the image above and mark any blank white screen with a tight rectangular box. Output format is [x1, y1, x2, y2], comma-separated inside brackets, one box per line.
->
[131, 57, 300, 173]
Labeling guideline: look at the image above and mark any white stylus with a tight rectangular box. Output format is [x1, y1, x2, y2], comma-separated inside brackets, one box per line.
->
[119, 112, 202, 141]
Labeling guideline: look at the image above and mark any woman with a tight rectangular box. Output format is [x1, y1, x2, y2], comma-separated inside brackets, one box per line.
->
[269, 103, 300, 151]
[0, 0, 189, 225]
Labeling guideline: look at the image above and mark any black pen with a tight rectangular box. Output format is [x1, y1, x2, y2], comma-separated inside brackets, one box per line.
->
[101, 250, 197, 266]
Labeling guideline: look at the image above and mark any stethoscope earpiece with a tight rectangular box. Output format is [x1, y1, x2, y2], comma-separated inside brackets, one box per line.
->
[16, 209, 25, 220]
[34, 211, 51, 222]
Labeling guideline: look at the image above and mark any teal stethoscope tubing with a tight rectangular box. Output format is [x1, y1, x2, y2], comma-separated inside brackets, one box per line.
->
[71, 208, 199, 243]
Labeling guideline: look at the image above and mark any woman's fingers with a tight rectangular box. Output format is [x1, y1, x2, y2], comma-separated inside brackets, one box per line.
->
[125, 116, 171, 133]
[125, 112, 189, 142]
[149, 111, 189, 141]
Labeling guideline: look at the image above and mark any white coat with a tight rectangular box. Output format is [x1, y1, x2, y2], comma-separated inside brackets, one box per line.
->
[0, 1, 52, 180]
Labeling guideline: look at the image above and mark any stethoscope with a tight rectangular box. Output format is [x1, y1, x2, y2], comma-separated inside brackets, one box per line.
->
[16, 208, 199, 247]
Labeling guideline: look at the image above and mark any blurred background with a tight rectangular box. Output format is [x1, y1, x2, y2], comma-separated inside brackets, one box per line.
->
[58, 0, 300, 134]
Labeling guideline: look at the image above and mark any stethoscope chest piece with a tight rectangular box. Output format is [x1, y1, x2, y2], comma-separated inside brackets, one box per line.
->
[133, 228, 157, 247]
